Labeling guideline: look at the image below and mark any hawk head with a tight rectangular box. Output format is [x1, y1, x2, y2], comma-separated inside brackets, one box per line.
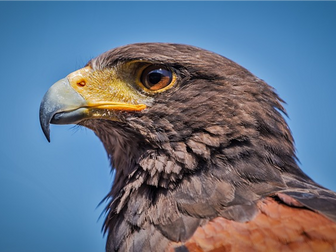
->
[40, 43, 323, 251]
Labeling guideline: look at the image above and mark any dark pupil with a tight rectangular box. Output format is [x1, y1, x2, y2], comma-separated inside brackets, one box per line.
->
[148, 70, 163, 85]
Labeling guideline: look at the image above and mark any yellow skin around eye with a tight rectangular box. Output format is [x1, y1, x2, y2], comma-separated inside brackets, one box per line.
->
[65, 61, 176, 116]
[67, 66, 152, 112]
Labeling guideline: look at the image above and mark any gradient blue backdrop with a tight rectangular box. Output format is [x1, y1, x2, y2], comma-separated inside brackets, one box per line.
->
[1, 2, 335, 252]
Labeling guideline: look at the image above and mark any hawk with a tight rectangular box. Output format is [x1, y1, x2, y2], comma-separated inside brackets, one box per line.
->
[40, 43, 336, 251]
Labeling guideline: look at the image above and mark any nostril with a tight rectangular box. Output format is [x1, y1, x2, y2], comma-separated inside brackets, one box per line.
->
[77, 81, 86, 87]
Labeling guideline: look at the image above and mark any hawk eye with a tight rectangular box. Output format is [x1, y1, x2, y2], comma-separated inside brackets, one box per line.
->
[140, 65, 173, 91]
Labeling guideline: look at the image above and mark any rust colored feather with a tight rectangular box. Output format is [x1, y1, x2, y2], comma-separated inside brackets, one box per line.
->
[169, 197, 336, 252]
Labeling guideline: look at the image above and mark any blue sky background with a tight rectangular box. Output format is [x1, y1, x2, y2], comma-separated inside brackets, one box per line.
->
[0, 2, 335, 252]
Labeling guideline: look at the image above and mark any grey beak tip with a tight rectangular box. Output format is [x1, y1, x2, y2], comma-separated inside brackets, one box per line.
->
[44, 131, 51, 143]
[42, 124, 51, 142]
[39, 105, 51, 142]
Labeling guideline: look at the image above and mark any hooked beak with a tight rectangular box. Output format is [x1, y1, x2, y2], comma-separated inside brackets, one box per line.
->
[39, 78, 87, 142]
[39, 67, 147, 142]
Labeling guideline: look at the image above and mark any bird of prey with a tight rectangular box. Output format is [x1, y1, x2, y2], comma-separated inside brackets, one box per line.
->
[40, 43, 336, 251]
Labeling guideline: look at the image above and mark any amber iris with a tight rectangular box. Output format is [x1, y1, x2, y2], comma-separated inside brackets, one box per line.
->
[140, 65, 173, 91]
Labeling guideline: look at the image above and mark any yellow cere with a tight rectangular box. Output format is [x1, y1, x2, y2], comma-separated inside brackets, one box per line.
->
[67, 65, 153, 112]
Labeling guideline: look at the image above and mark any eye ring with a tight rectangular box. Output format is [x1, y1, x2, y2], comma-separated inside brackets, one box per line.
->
[140, 65, 173, 91]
